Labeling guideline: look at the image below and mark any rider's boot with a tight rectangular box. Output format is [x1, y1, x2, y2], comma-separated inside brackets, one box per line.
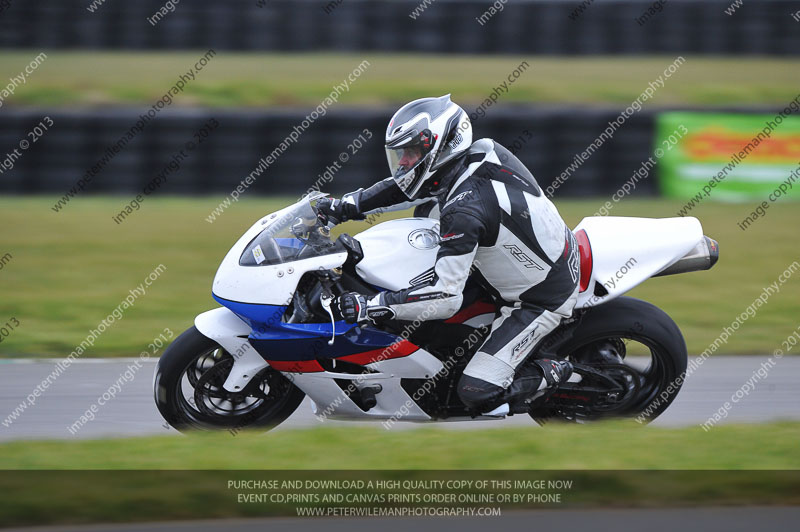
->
[504, 359, 573, 411]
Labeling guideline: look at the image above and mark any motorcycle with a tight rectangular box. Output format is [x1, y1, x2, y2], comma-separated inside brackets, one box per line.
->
[154, 192, 719, 431]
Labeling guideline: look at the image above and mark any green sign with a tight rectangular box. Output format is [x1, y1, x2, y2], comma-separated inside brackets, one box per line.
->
[657, 112, 800, 201]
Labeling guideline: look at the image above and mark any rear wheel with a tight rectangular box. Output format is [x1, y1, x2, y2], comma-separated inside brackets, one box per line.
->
[154, 326, 305, 433]
[530, 297, 687, 424]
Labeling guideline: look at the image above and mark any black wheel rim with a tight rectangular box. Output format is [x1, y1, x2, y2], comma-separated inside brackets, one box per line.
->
[536, 332, 676, 423]
[174, 346, 295, 430]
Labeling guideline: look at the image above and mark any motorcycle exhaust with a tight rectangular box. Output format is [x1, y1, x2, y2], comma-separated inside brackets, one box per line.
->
[654, 236, 719, 278]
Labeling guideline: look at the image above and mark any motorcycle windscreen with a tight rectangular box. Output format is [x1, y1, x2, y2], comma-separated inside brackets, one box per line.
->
[239, 201, 336, 266]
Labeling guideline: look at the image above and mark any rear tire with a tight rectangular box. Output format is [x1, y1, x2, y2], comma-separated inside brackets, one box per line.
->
[530, 297, 688, 424]
[154, 326, 305, 433]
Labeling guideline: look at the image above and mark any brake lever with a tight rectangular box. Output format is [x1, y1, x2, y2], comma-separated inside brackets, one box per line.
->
[319, 292, 337, 345]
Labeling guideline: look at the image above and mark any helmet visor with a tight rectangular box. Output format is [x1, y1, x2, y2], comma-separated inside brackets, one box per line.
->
[387, 144, 425, 176]
[386, 131, 435, 198]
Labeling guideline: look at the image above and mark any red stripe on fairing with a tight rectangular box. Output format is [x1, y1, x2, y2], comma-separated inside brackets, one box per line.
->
[574, 229, 593, 293]
[265, 359, 325, 373]
[338, 339, 419, 366]
[266, 340, 420, 372]
[445, 301, 497, 324]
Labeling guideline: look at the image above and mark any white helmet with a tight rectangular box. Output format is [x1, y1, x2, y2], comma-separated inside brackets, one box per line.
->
[385, 94, 472, 199]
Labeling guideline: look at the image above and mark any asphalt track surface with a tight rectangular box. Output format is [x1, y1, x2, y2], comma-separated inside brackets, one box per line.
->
[5, 507, 800, 532]
[1, 356, 798, 441]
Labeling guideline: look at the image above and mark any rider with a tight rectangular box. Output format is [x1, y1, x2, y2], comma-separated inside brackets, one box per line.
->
[318, 95, 580, 413]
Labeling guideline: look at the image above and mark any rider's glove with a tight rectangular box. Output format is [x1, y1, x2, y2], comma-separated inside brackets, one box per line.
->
[316, 194, 365, 225]
[338, 292, 396, 325]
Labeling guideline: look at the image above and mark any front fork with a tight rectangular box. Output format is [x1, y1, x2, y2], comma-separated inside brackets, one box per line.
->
[195, 269, 344, 393]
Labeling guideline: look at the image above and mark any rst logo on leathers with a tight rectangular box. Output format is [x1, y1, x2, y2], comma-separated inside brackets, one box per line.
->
[503, 244, 544, 270]
[440, 232, 464, 242]
[510, 324, 541, 364]
[443, 190, 472, 210]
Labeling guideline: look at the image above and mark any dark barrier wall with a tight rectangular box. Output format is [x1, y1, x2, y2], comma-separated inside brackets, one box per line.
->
[2, 106, 657, 200]
[1, 0, 798, 55]
[1, 106, 787, 200]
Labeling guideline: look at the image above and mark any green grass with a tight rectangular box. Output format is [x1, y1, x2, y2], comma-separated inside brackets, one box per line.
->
[0, 197, 798, 357]
[1, 52, 798, 108]
[0, 423, 798, 526]
[1, 422, 798, 469]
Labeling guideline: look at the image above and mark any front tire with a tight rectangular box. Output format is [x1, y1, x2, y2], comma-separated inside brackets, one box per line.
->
[154, 326, 305, 433]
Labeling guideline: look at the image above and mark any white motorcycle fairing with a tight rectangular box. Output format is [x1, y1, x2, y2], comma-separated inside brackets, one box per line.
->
[195, 305, 447, 418]
[195, 307, 271, 393]
[354, 214, 715, 310]
[354, 217, 441, 290]
[572, 216, 713, 309]
[211, 199, 348, 306]
[192, 192, 716, 420]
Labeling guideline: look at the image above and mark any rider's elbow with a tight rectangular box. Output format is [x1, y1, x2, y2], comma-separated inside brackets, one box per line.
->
[433, 294, 463, 320]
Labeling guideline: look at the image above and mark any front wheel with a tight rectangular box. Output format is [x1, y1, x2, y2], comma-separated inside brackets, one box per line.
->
[530, 297, 688, 424]
[154, 326, 305, 433]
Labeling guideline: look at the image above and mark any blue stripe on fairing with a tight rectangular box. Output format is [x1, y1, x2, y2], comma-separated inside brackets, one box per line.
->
[251, 326, 408, 361]
[213, 293, 356, 340]
[212, 293, 406, 362]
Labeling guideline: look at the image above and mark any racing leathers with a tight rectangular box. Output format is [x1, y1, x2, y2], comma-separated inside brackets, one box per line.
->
[336, 139, 580, 411]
